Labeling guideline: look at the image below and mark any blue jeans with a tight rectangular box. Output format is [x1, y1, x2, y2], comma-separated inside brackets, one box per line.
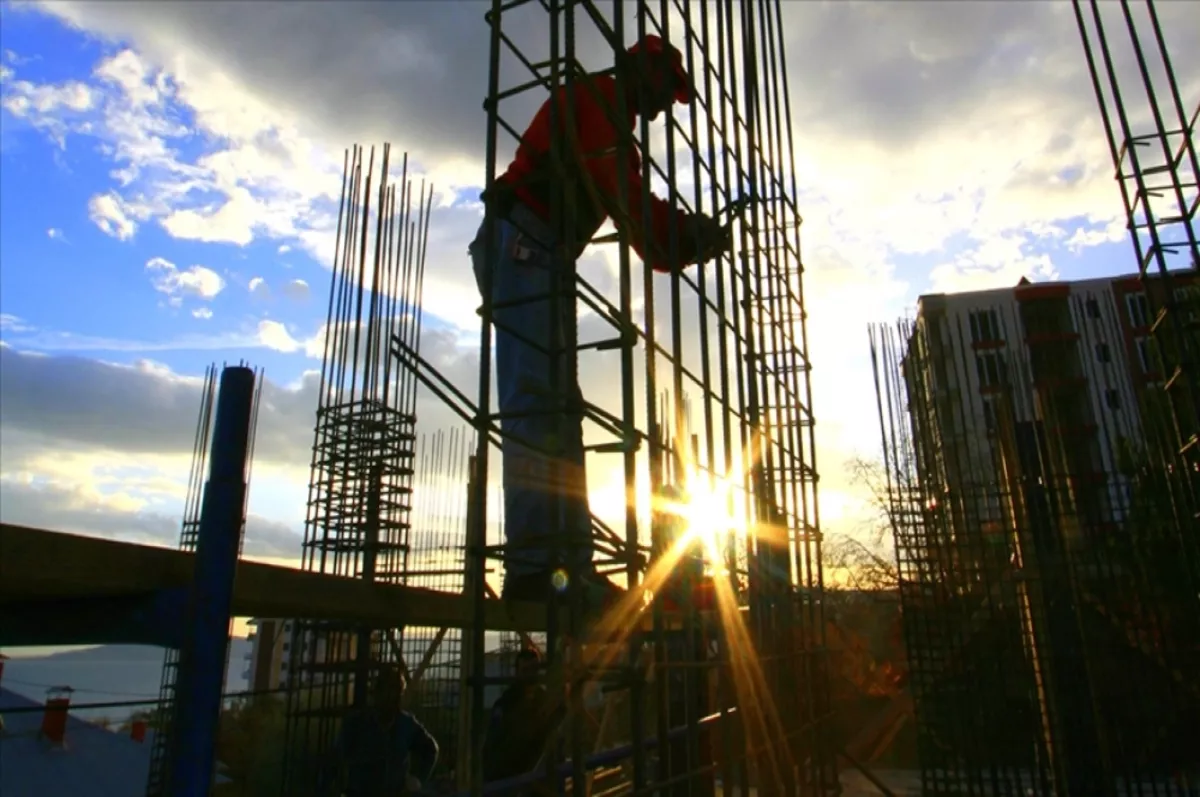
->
[469, 203, 592, 578]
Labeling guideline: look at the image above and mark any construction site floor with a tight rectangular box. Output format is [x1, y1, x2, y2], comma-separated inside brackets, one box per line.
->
[708, 771, 922, 797]
[838, 769, 922, 796]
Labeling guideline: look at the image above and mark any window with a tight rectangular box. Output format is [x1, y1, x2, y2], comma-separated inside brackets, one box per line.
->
[981, 396, 998, 433]
[1086, 298, 1101, 319]
[976, 351, 1004, 389]
[1126, 292, 1151, 329]
[1174, 285, 1199, 323]
[1105, 389, 1121, 411]
[1135, 335, 1159, 375]
[969, 309, 1001, 344]
[1095, 342, 1111, 363]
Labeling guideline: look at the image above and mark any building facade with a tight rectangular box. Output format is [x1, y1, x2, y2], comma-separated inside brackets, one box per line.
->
[244, 619, 339, 694]
[888, 270, 1200, 792]
[906, 270, 1199, 553]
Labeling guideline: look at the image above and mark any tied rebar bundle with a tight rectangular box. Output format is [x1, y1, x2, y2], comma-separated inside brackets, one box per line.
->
[281, 144, 435, 796]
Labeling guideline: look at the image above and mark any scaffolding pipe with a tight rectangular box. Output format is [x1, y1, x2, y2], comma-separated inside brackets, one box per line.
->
[453, 707, 739, 797]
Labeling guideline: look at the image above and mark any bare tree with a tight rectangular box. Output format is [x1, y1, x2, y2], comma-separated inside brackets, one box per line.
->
[823, 456, 900, 592]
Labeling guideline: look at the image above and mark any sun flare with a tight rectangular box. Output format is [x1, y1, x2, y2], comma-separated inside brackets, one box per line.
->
[654, 473, 743, 574]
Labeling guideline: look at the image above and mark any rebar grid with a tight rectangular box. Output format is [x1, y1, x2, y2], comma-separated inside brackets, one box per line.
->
[1074, 0, 1200, 472]
[871, 283, 1200, 796]
[282, 145, 435, 796]
[401, 427, 480, 781]
[446, 1, 831, 795]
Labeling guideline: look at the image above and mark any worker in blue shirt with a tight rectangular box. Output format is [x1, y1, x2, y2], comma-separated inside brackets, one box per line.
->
[325, 667, 439, 796]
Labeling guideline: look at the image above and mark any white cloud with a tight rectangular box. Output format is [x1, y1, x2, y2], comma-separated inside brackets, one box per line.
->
[280, 278, 309, 301]
[1, 75, 93, 114]
[160, 186, 258, 246]
[1065, 219, 1126, 254]
[87, 192, 136, 240]
[2, 324, 269, 355]
[0, 314, 34, 334]
[2, 47, 345, 259]
[256, 319, 302, 353]
[145, 256, 225, 305]
[248, 276, 269, 298]
[5, 2, 1199, 553]
[192, 307, 213, 320]
[92, 47, 162, 107]
[46, 227, 63, 240]
[928, 234, 1061, 295]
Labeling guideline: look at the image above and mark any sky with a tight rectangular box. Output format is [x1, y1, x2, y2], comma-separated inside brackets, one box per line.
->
[1, 0, 1198, 631]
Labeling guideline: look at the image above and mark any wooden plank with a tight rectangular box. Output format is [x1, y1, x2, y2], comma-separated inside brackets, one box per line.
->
[0, 523, 545, 633]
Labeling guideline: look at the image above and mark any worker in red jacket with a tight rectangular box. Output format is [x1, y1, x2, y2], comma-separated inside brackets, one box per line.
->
[470, 34, 730, 609]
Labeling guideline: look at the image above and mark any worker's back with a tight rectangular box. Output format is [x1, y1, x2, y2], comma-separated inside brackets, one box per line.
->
[491, 72, 638, 257]
[336, 708, 438, 796]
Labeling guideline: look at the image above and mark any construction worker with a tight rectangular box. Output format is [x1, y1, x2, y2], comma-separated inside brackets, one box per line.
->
[481, 646, 562, 787]
[324, 667, 439, 796]
[470, 34, 731, 607]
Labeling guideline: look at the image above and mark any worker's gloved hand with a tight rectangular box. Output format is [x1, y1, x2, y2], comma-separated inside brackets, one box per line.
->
[685, 212, 731, 263]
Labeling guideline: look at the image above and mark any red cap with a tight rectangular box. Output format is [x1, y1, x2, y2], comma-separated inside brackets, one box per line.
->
[627, 35, 693, 104]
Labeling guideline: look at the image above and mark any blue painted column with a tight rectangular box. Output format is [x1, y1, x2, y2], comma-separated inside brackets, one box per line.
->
[169, 365, 256, 797]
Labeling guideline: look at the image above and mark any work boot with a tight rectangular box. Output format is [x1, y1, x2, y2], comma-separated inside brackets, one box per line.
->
[502, 569, 625, 614]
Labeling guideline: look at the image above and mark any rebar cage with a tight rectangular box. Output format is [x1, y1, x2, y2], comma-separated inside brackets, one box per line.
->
[278, 1, 834, 794]
[1075, 0, 1200, 469]
[455, 0, 832, 795]
[871, 284, 1200, 795]
[281, 145, 437, 796]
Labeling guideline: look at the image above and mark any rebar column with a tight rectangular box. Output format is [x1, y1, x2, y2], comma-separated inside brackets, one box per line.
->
[167, 365, 256, 797]
[145, 366, 218, 797]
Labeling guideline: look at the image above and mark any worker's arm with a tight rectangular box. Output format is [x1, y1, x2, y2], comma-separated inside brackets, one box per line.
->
[480, 701, 507, 779]
[404, 713, 440, 784]
[571, 79, 722, 272]
[319, 725, 347, 795]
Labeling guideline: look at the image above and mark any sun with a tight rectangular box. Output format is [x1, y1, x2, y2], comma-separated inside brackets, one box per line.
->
[655, 473, 742, 574]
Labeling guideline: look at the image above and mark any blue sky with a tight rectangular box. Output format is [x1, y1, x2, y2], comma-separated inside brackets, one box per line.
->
[1, 0, 1194, 590]
[0, 10, 333, 383]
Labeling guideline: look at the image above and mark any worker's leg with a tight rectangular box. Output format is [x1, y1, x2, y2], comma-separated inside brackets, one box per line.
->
[468, 213, 596, 594]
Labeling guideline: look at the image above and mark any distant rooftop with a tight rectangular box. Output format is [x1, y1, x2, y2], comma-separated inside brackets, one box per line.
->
[0, 687, 156, 797]
[918, 271, 1159, 304]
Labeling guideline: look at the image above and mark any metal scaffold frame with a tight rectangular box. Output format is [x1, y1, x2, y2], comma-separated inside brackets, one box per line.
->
[384, 1, 833, 795]
[870, 288, 1200, 795]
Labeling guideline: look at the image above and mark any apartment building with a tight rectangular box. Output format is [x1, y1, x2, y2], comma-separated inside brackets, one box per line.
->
[245, 620, 412, 697]
[244, 619, 342, 693]
[903, 270, 1199, 555]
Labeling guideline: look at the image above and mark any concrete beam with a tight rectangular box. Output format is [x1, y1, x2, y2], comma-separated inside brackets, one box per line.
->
[0, 523, 545, 635]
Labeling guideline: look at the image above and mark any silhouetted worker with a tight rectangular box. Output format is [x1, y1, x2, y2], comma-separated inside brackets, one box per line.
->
[325, 667, 439, 796]
[470, 34, 731, 608]
[482, 647, 562, 787]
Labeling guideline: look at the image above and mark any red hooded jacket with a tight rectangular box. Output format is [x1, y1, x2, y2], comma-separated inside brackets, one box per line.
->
[495, 73, 699, 272]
